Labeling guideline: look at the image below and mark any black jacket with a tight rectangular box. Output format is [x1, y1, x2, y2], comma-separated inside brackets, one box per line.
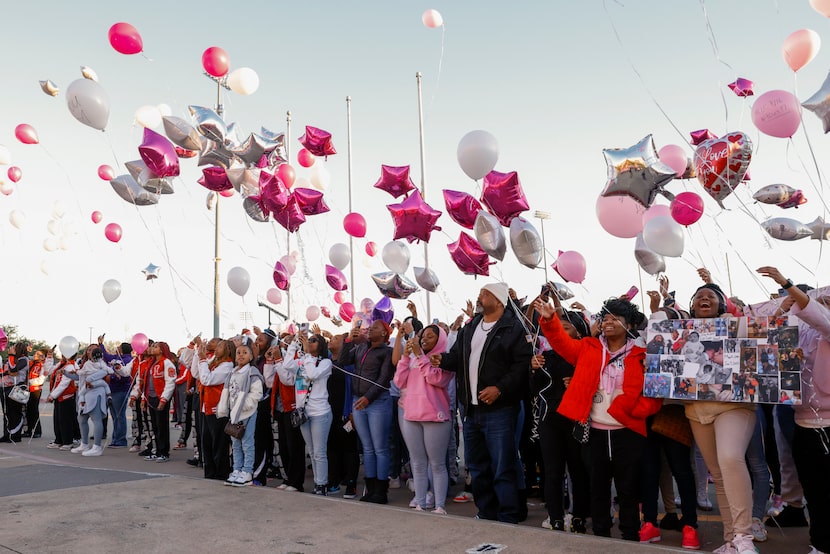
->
[440, 309, 532, 411]
[531, 349, 574, 420]
[339, 341, 393, 403]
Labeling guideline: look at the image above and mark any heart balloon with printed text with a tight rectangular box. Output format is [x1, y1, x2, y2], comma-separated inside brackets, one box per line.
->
[693, 132, 752, 206]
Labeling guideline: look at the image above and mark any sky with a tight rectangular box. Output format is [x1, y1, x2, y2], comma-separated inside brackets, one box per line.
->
[2, 1, 830, 348]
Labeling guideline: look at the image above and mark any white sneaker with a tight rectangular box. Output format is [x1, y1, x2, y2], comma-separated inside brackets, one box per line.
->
[808, 547, 829, 554]
[59, 444, 74, 451]
[425, 491, 435, 509]
[732, 534, 758, 554]
[70, 443, 90, 454]
[407, 478, 415, 492]
[697, 495, 713, 511]
[409, 495, 419, 508]
[82, 445, 103, 457]
[285, 485, 299, 492]
[388, 476, 401, 489]
[713, 543, 737, 554]
[542, 516, 552, 530]
[233, 471, 253, 487]
[432, 507, 447, 515]
[225, 470, 240, 486]
[751, 517, 767, 542]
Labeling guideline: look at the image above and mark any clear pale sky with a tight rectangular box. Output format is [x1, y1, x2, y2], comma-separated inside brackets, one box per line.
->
[1, 1, 829, 347]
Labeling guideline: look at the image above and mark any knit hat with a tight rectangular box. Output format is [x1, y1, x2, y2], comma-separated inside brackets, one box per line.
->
[481, 282, 509, 307]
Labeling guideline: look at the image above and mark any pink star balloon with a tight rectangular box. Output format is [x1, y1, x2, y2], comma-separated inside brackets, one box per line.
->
[387, 190, 442, 243]
[298, 125, 336, 157]
[292, 187, 330, 216]
[448, 232, 493, 276]
[374, 164, 416, 198]
[197, 166, 232, 191]
[480, 170, 529, 226]
[138, 127, 179, 178]
[728, 78, 754, 97]
[272, 195, 306, 233]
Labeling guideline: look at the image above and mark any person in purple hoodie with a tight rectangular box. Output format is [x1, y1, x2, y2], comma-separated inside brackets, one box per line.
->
[394, 324, 454, 514]
[97, 336, 133, 448]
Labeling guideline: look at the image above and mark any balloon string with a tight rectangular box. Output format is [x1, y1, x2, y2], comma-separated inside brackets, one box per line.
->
[698, 0, 735, 131]
[425, 23, 446, 121]
[37, 144, 93, 250]
[153, 205, 193, 337]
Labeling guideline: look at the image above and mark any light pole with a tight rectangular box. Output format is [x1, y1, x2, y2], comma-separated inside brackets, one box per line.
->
[534, 210, 551, 282]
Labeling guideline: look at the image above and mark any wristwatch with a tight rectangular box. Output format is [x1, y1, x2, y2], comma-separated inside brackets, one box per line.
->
[782, 279, 794, 290]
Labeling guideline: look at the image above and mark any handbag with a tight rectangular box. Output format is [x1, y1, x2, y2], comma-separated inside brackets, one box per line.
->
[9, 384, 30, 405]
[572, 418, 591, 445]
[650, 404, 693, 447]
[289, 407, 308, 429]
[223, 420, 246, 439]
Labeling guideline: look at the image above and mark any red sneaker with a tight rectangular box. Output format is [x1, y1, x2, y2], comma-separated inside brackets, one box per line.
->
[681, 525, 701, 550]
[639, 522, 661, 543]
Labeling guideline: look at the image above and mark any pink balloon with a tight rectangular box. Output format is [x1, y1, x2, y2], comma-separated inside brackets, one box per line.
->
[365, 241, 378, 256]
[277, 163, 296, 188]
[374, 165, 416, 198]
[642, 204, 671, 226]
[448, 232, 493, 276]
[198, 166, 233, 192]
[15, 124, 38, 145]
[139, 127, 180, 177]
[98, 164, 114, 181]
[339, 302, 356, 322]
[272, 195, 307, 233]
[202, 46, 230, 77]
[553, 250, 587, 284]
[91, 210, 103, 224]
[298, 126, 336, 157]
[279, 254, 297, 276]
[0, 328, 7, 351]
[273, 261, 290, 290]
[344, 212, 367, 238]
[108, 22, 143, 55]
[422, 9, 443, 28]
[480, 170, 529, 226]
[782, 29, 820, 72]
[321, 306, 331, 318]
[752, 90, 802, 138]
[326, 264, 349, 291]
[219, 188, 234, 198]
[443, 189, 483, 229]
[334, 291, 347, 304]
[387, 189, 442, 243]
[255, 171, 289, 215]
[657, 145, 688, 177]
[297, 148, 316, 168]
[670, 191, 704, 226]
[7, 166, 22, 183]
[131, 332, 149, 356]
[104, 222, 122, 243]
[293, 187, 329, 216]
[810, 0, 830, 17]
[306, 305, 321, 321]
[266, 288, 282, 304]
[595, 195, 647, 238]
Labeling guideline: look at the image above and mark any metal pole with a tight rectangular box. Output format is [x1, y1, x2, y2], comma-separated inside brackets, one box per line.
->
[347, 96, 355, 305]
[540, 219, 548, 282]
[285, 110, 292, 321]
[416, 72, 431, 322]
[213, 82, 224, 338]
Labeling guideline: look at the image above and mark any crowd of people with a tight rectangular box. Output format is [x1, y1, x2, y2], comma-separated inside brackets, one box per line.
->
[1, 265, 828, 554]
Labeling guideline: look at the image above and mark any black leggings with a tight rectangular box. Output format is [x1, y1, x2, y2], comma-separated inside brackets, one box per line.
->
[538, 411, 590, 521]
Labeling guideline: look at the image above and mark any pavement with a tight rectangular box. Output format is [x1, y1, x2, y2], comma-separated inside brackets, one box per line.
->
[0, 407, 813, 553]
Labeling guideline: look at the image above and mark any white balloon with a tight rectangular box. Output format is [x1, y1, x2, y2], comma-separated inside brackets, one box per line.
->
[135, 105, 162, 128]
[8, 210, 25, 229]
[59, 235, 73, 251]
[43, 237, 58, 252]
[294, 176, 311, 189]
[457, 130, 499, 181]
[52, 201, 66, 218]
[39, 259, 50, 275]
[266, 288, 282, 304]
[227, 68, 260, 96]
[0, 180, 14, 196]
[102, 278, 122, 304]
[156, 103, 172, 117]
[306, 305, 321, 321]
[227, 266, 251, 296]
[310, 165, 330, 191]
[329, 243, 351, 270]
[381, 240, 411, 274]
[47, 219, 61, 236]
[58, 335, 80, 359]
[0, 145, 11, 165]
[422, 8, 444, 28]
[643, 215, 685, 257]
[206, 191, 217, 211]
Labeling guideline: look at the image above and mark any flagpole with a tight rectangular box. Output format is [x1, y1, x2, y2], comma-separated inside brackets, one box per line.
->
[213, 81, 223, 338]
[285, 110, 292, 321]
[347, 96, 355, 306]
[416, 72, 431, 323]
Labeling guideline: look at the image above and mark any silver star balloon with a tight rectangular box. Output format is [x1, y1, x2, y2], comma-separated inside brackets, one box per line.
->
[138, 168, 174, 195]
[372, 272, 419, 299]
[260, 127, 287, 166]
[414, 266, 440, 292]
[601, 134, 676, 207]
[109, 174, 160, 206]
[225, 122, 242, 148]
[762, 217, 812, 241]
[125, 159, 147, 181]
[188, 105, 227, 143]
[198, 136, 235, 168]
[142, 263, 161, 281]
[807, 216, 830, 240]
[228, 133, 272, 166]
[802, 71, 830, 133]
[226, 162, 262, 196]
[162, 116, 202, 150]
[551, 282, 574, 301]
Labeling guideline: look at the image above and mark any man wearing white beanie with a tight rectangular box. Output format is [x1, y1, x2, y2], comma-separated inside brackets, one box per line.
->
[432, 281, 532, 524]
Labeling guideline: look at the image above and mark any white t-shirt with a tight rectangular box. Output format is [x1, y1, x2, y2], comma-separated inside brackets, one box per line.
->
[468, 320, 493, 405]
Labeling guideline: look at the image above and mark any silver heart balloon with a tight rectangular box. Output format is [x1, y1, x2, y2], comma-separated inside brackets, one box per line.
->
[474, 210, 506, 261]
[509, 216, 542, 268]
[414, 266, 440, 292]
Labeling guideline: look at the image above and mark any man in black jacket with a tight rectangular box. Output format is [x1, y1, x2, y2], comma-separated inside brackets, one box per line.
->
[432, 282, 532, 523]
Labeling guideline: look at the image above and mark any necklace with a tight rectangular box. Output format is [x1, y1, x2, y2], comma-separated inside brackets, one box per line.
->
[480, 320, 496, 332]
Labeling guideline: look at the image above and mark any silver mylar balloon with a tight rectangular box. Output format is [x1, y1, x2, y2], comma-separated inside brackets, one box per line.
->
[807, 216, 830, 240]
[261, 127, 287, 165]
[206, 192, 217, 211]
[752, 184, 797, 205]
[138, 168, 174, 195]
[762, 217, 812, 241]
[39, 80, 59, 97]
[634, 233, 666, 276]
[109, 174, 160, 206]
[508, 216, 542, 268]
[229, 133, 273, 166]
[198, 136, 235, 168]
[188, 105, 227, 143]
[551, 282, 574, 301]
[802, 71, 830, 133]
[162, 116, 202, 151]
[226, 162, 262, 196]
[125, 159, 147, 181]
[474, 210, 506, 261]
[372, 272, 419, 300]
[414, 266, 440, 292]
[242, 197, 269, 222]
[225, 122, 242, 148]
[601, 134, 675, 207]
[80, 66, 98, 82]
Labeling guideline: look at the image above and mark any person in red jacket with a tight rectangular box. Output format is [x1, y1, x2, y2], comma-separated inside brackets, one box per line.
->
[534, 296, 662, 542]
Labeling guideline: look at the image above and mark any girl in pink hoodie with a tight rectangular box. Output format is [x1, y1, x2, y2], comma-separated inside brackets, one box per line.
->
[394, 325, 453, 514]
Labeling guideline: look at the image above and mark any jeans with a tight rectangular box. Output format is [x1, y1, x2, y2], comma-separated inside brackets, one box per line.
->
[463, 404, 520, 523]
[231, 414, 257, 474]
[746, 407, 771, 520]
[300, 410, 333, 486]
[774, 405, 803, 506]
[78, 398, 104, 447]
[352, 391, 392, 480]
[401, 418, 451, 509]
[108, 389, 129, 446]
[388, 396, 409, 478]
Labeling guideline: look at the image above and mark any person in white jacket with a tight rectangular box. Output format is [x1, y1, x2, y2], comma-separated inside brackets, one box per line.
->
[70, 347, 112, 457]
[279, 333, 333, 495]
[218, 344, 264, 487]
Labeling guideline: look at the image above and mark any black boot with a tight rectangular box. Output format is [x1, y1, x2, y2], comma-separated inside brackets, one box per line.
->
[359, 477, 376, 502]
[367, 478, 388, 504]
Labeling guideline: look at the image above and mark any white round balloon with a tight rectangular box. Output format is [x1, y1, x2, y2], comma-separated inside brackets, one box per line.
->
[643, 215, 685, 257]
[8, 210, 25, 229]
[381, 240, 411, 274]
[329, 243, 351, 270]
[58, 335, 80, 359]
[0, 145, 11, 165]
[310, 165, 330, 191]
[102, 279, 122, 304]
[457, 130, 499, 181]
[43, 237, 58, 252]
[228, 68, 260, 96]
[227, 266, 251, 296]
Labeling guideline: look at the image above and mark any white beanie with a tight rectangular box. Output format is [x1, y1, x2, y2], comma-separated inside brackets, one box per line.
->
[481, 282, 509, 307]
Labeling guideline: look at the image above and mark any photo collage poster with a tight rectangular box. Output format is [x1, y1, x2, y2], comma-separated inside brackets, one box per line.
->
[643, 317, 801, 405]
